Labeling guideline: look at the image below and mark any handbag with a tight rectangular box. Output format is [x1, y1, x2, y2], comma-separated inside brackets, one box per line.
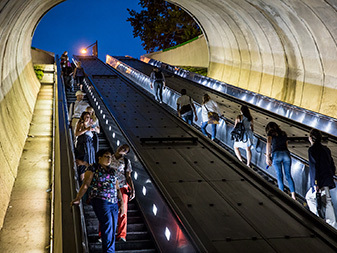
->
[204, 105, 219, 124]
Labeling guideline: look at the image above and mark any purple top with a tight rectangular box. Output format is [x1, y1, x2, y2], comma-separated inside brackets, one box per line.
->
[88, 163, 118, 203]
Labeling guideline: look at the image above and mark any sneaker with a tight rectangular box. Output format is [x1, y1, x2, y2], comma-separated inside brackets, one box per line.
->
[119, 237, 126, 242]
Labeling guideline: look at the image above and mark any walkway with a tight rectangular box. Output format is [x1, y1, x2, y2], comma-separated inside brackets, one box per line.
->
[0, 81, 54, 252]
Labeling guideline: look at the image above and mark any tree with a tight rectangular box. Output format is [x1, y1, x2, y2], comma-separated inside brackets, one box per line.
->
[127, 0, 201, 53]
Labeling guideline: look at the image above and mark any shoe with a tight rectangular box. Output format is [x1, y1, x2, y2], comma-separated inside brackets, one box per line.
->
[118, 237, 126, 242]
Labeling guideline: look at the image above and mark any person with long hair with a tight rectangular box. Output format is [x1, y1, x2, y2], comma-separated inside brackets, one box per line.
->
[201, 93, 221, 140]
[86, 106, 100, 153]
[71, 148, 125, 252]
[233, 105, 254, 167]
[75, 111, 95, 181]
[265, 122, 296, 200]
[111, 144, 135, 242]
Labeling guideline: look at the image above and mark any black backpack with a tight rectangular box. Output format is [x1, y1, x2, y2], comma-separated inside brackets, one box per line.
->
[154, 70, 163, 81]
[231, 122, 246, 142]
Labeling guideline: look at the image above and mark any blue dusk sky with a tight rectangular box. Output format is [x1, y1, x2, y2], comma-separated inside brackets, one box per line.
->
[32, 0, 147, 61]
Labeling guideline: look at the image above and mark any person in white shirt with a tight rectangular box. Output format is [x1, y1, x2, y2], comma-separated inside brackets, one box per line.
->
[176, 89, 198, 125]
[201, 93, 221, 140]
[68, 90, 89, 136]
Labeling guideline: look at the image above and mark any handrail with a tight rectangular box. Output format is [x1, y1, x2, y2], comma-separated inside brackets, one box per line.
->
[140, 56, 337, 138]
[53, 55, 89, 252]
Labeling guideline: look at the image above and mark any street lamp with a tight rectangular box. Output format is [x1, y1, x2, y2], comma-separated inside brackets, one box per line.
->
[80, 40, 98, 56]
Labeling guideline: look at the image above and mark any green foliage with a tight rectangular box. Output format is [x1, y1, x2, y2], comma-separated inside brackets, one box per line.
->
[127, 0, 201, 53]
[34, 65, 44, 80]
[179, 66, 208, 76]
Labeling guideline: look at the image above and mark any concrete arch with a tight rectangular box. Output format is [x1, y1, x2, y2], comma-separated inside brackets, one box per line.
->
[169, 0, 337, 117]
[0, 0, 63, 228]
[1, 0, 337, 228]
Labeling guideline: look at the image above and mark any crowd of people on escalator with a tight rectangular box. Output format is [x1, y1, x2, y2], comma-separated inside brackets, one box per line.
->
[62, 57, 135, 252]
[60, 51, 88, 92]
[65, 59, 336, 252]
[171, 70, 336, 229]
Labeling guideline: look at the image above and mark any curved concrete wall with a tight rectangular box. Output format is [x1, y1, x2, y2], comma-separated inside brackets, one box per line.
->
[144, 35, 209, 68]
[169, 0, 337, 118]
[0, 0, 62, 228]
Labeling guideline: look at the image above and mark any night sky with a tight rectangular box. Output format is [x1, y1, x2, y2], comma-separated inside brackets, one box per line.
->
[32, 0, 147, 61]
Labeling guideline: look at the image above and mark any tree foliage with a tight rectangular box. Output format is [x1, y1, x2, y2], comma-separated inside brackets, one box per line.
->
[127, 0, 201, 53]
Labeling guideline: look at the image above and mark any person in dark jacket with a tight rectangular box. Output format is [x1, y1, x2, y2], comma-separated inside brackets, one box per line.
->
[150, 67, 165, 103]
[305, 129, 336, 228]
[265, 122, 296, 199]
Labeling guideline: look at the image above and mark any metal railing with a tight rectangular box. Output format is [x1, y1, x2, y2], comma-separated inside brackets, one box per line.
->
[141, 56, 337, 137]
[52, 55, 88, 253]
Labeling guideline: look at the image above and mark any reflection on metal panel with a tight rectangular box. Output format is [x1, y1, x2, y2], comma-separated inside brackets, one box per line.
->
[140, 56, 337, 137]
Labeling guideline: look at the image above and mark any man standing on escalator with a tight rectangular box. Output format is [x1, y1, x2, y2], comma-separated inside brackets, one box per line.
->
[150, 67, 166, 103]
[305, 129, 337, 229]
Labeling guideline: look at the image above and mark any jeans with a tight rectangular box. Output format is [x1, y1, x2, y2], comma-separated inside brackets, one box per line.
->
[154, 81, 163, 102]
[92, 198, 119, 253]
[201, 121, 217, 140]
[182, 111, 193, 125]
[305, 186, 337, 228]
[272, 150, 295, 192]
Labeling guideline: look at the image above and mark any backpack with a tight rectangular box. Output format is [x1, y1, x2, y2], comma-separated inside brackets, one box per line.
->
[231, 122, 246, 142]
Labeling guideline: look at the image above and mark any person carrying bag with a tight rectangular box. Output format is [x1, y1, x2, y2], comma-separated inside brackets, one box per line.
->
[200, 93, 221, 141]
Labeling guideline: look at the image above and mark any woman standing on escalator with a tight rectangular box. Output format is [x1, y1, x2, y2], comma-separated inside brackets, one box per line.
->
[265, 122, 296, 200]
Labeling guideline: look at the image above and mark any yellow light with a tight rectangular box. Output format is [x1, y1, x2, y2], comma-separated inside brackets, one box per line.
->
[81, 48, 87, 54]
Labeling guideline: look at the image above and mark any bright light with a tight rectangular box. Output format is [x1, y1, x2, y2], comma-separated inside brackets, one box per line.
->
[165, 227, 171, 241]
[106, 119, 108, 124]
[142, 186, 147, 196]
[134, 171, 138, 180]
[112, 132, 115, 138]
[117, 140, 120, 146]
[81, 48, 87, 54]
[152, 204, 157, 216]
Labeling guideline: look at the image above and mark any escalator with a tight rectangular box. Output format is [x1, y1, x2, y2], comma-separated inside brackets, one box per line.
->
[64, 81, 159, 252]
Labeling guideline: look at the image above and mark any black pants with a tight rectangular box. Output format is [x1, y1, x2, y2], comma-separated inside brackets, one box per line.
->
[154, 81, 163, 102]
